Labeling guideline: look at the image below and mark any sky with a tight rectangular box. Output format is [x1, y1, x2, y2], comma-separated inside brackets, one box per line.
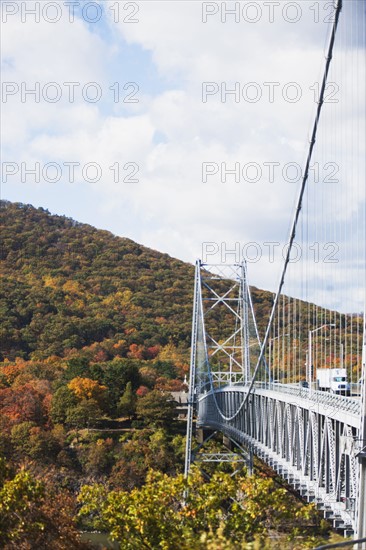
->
[1, 0, 365, 313]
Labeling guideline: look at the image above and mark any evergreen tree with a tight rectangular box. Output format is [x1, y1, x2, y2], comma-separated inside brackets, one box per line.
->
[118, 382, 136, 419]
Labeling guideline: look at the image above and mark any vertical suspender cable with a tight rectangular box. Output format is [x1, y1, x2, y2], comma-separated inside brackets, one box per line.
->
[240, 0, 344, 406]
[195, 0, 344, 422]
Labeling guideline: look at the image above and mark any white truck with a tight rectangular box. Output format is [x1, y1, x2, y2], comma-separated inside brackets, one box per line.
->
[316, 368, 350, 396]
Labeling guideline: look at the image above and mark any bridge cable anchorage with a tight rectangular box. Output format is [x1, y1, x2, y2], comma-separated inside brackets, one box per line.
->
[215, 0, 345, 423]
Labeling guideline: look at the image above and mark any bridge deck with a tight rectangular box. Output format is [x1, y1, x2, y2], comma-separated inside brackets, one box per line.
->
[200, 383, 361, 428]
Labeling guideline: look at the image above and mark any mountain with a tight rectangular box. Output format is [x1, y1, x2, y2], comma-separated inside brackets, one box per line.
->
[0, 200, 198, 361]
[1, 200, 361, 375]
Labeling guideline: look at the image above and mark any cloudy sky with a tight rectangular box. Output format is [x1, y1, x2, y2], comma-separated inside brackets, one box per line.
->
[1, 0, 365, 312]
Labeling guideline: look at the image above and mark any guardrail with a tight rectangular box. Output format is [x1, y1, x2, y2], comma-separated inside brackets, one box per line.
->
[253, 382, 361, 415]
[201, 377, 361, 416]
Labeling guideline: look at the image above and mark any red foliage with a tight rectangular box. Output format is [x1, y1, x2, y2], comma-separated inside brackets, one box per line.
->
[145, 346, 160, 360]
[128, 344, 145, 360]
[0, 383, 50, 429]
[136, 385, 150, 397]
[42, 393, 53, 418]
[92, 349, 108, 363]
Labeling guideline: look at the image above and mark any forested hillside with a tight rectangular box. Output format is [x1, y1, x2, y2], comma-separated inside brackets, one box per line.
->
[0, 201, 359, 548]
[1, 200, 362, 378]
[0, 201, 278, 366]
[0, 200, 198, 361]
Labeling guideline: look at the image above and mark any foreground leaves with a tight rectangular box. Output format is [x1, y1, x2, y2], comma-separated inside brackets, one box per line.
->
[0, 458, 87, 549]
[78, 468, 327, 549]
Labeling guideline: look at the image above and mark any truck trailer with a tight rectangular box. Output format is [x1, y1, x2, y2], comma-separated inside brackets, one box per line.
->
[316, 368, 350, 396]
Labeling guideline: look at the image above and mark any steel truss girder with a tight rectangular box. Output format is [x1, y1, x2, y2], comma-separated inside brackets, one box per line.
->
[198, 386, 360, 534]
[195, 453, 247, 463]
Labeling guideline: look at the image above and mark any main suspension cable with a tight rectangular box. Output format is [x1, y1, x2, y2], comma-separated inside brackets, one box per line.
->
[211, 0, 344, 421]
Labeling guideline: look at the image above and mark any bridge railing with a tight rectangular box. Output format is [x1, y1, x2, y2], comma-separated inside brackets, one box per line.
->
[252, 382, 361, 415]
[203, 380, 361, 416]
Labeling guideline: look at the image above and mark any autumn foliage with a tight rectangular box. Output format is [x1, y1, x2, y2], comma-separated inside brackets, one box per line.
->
[0, 201, 354, 548]
[68, 377, 107, 406]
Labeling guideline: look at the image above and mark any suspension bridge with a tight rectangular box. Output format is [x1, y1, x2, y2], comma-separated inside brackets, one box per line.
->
[184, 0, 366, 542]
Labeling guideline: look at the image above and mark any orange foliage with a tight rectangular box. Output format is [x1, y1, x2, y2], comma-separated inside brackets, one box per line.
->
[154, 377, 184, 392]
[68, 377, 107, 406]
[113, 339, 128, 356]
[128, 344, 145, 360]
[1, 363, 27, 385]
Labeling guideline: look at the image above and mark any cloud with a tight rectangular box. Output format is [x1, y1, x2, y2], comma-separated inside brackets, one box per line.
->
[1, 0, 364, 312]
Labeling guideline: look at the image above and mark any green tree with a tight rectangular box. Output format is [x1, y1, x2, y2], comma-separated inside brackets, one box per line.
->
[118, 381, 136, 419]
[65, 399, 102, 429]
[78, 438, 114, 476]
[110, 429, 177, 490]
[136, 390, 177, 429]
[64, 357, 91, 381]
[11, 422, 61, 462]
[10, 421, 36, 457]
[91, 359, 141, 416]
[0, 464, 44, 546]
[27, 429, 61, 462]
[50, 385, 78, 424]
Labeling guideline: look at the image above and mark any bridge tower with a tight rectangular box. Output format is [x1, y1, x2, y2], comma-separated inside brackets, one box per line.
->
[184, 260, 261, 476]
